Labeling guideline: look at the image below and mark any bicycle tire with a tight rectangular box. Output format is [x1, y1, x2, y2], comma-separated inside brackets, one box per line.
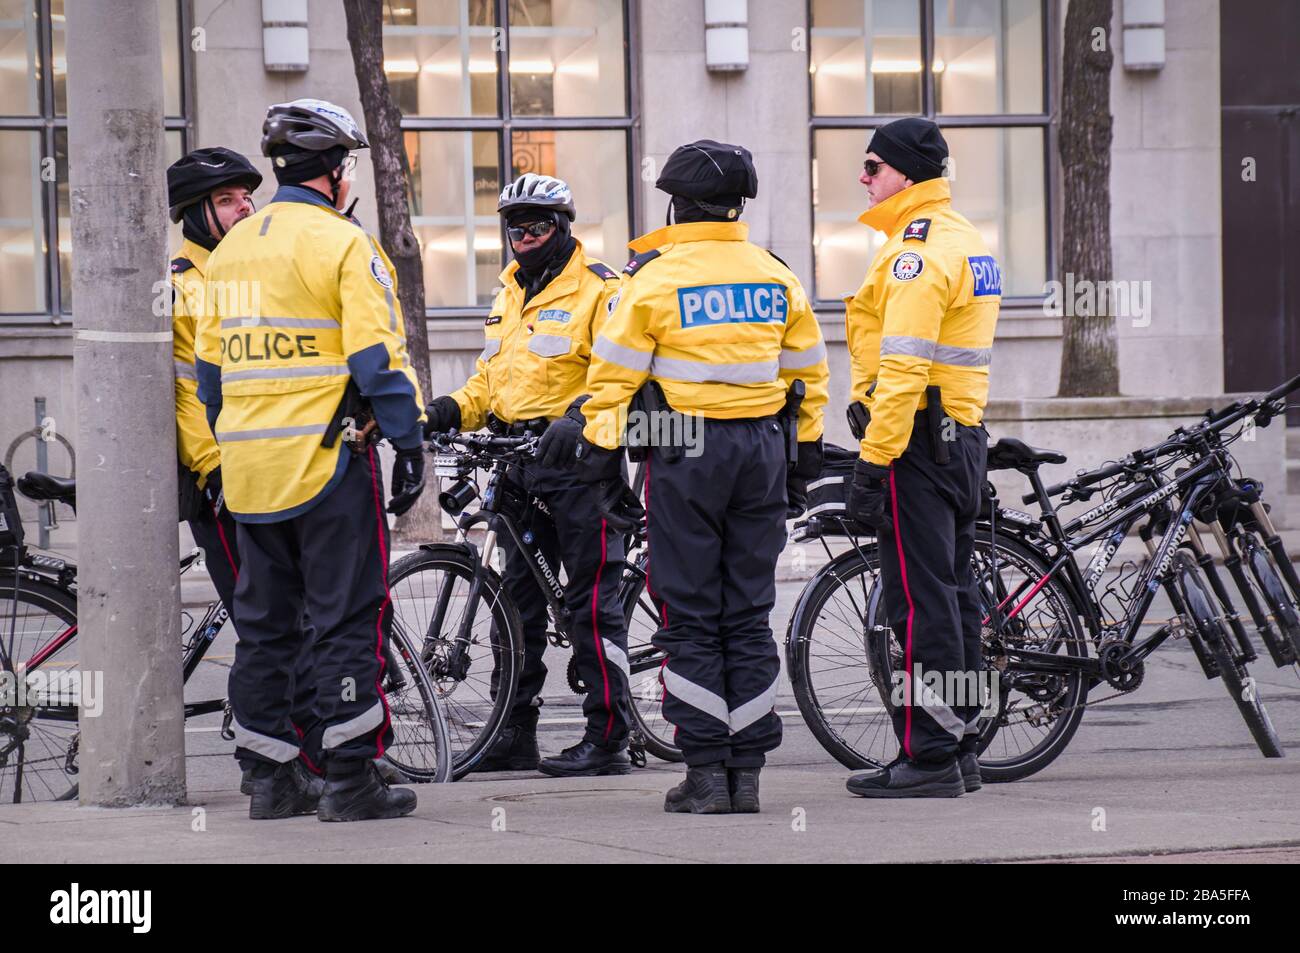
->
[618, 561, 682, 763]
[1241, 533, 1300, 660]
[0, 571, 80, 803]
[1177, 559, 1284, 757]
[387, 545, 523, 780]
[380, 619, 453, 783]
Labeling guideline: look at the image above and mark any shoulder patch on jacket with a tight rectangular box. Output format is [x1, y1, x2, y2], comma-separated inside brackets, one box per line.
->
[170, 257, 195, 274]
[902, 218, 931, 243]
[587, 262, 618, 281]
[622, 248, 662, 277]
[766, 249, 791, 269]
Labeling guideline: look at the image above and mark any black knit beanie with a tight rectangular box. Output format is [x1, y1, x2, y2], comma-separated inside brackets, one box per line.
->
[867, 118, 948, 183]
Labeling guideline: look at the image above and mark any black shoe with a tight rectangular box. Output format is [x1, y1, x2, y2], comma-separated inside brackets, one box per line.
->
[958, 752, 982, 793]
[247, 761, 323, 820]
[846, 758, 965, 799]
[318, 761, 417, 822]
[538, 739, 631, 778]
[472, 725, 540, 772]
[241, 759, 324, 797]
[664, 765, 732, 814]
[727, 768, 761, 813]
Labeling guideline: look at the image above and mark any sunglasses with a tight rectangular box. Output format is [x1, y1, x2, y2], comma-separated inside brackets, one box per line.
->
[506, 220, 555, 242]
[862, 158, 887, 177]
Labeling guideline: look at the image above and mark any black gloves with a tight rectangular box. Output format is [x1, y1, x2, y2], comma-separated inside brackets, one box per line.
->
[388, 447, 426, 517]
[422, 396, 462, 439]
[536, 397, 588, 469]
[594, 479, 645, 534]
[848, 458, 893, 533]
[574, 439, 623, 485]
[202, 467, 223, 509]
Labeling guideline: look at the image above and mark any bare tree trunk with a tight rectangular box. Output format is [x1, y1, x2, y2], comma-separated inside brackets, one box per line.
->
[67, 0, 185, 805]
[1057, 0, 1120, 397]
[343, 0, 444, 541]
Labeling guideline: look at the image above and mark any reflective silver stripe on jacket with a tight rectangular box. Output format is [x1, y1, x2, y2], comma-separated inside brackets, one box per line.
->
[216, 423, 330, 442]
[173, 360, 197, 381]
[527, 333, 572, 358]
[232, 719, 299, 763]
[778, 339, 828, 370]
[220, 316, 339, 330]
[601, 639, 630, 680]
[592, 335, 652, 372]
[222, 364, 350, 382]
[480, 338, 502, 362]
[650, 354, 779, 385]
[322, 700, 386, 750]
[881, 335, 991, 367]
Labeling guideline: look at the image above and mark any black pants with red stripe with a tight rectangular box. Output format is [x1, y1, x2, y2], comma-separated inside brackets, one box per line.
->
[227, 448, 394, 769]
[646, 417, 786, 768]
[500, 460, 630, 749]
[876, 422, 987, 765]
[188, 499, 323, 771]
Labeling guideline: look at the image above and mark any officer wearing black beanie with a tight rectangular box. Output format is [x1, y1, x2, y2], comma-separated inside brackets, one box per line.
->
[866, 117, 949, 184]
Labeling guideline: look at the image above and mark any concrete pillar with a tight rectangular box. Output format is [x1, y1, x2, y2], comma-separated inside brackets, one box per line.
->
[66, 0, 186, 805]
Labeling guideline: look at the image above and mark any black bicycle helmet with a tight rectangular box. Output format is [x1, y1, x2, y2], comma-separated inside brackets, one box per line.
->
[167, 147, 262, 223]
[497, 173, 576, 221]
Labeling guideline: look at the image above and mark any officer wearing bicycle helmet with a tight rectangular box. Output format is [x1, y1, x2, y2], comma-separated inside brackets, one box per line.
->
[843, 117, 998, 798]
[194, 98, 426, 821]
[576, 140, 829, 813]
[167, 147, 327, 802]
[422, 172, 632, 777]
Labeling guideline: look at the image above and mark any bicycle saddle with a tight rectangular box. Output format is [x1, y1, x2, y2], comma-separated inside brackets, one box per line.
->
[18, 471, 77, 504]
[987, 437, 1067, 472]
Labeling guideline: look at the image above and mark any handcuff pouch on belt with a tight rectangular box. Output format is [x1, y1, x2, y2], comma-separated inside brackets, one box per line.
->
[322, 379, 380, 455]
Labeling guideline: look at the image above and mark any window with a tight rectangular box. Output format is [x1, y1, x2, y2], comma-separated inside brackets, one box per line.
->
[385, 0, 635, 315]
[809, 0, 1051, 304]
[0, 0, 190, 323]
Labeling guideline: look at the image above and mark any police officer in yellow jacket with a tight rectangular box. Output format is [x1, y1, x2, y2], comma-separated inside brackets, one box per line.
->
[842, 118, 998, 799]
[423, 173, 634, 777]
[577, 141, 829, 813]
[167, 147, 325, 795]
[195, 100, 426, 821]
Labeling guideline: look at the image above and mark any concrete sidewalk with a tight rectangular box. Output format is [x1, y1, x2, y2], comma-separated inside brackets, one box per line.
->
[3, 751, 1298, 864]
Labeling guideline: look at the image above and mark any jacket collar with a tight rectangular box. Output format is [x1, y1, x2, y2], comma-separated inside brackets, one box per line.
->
[173, 238, 211, 276]
[858, 177, 951, 237]
[270, 184, 342, 214]
[628, 220, 748, 255]
[498, 239, 586, 312]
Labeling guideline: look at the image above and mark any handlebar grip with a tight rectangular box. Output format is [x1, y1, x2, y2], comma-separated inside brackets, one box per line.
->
[1264, 371, 1300, 404]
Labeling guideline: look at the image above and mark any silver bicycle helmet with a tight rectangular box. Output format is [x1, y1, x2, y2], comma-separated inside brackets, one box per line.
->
[261, 98, 369, 156]
[497, 173, 576, 220]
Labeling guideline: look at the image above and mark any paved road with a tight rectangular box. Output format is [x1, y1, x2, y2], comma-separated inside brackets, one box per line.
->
[2, 572, 1298, 863]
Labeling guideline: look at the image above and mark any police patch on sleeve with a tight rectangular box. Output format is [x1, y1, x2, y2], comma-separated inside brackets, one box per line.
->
[606, 291, 621, 316]
[369, 255, 394, 289]
[891, 251, 925, 282]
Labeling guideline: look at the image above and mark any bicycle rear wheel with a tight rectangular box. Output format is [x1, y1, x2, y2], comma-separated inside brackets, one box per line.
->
[618, 555, 681, 763]
[388, 545, 523, 780]
[380, 621, 453, 782]
[1177, 557, 1283, 757]
[0, 572, 80, 803]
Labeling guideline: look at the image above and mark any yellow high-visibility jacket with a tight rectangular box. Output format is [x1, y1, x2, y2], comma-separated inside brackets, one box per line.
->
[846, 177, 1000, 466]
[194, 185, 425, 522]
[452, 241, 620, 431]
[581, 221, 829, 450]
[170, 238, 220, 488]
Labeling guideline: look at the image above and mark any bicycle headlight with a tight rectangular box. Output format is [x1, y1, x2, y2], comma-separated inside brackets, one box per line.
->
[439, 478, 478, 516]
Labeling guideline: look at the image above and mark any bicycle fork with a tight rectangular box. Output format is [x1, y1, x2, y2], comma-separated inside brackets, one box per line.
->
[443, 525, 498, 682]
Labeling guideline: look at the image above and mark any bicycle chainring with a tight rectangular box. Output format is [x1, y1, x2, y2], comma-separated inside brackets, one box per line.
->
[1098, 637, 1144, 692]
[566, 655, 588, 695]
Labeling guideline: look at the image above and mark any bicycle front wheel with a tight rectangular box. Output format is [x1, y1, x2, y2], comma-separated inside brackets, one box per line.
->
[388, 544, 523, 779]
[0, 572, 80, 803]
[619, 555, 682, 763]
[381, 620, 453, 783]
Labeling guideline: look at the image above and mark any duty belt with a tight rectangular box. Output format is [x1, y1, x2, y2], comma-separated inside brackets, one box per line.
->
[487, 413, 550, 437]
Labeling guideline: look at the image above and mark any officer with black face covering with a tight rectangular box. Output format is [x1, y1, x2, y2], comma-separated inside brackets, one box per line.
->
[423, 173, 632, 777]
[576, 141, 829, 813]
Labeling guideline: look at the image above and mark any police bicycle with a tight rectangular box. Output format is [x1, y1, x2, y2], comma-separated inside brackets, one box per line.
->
[0, 470, 453, 803]
[389, 431, 680, 780]
[786, 375, 1300, 781]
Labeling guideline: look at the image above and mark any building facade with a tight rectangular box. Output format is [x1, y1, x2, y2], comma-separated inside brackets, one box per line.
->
[1, 0, 1295, 520]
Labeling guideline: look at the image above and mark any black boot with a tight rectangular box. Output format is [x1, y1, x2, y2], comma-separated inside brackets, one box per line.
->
[958, 752, 982, 793]
[318, 760, 417, 822]
[846, 757, 965, 799]
[472, 724, 540, 772]
[664, 765, 732, 814]
[241, 759, 324, 797]
[538, 739, 631, 778]
[246, 761, 323, 820]
[728, 767, 761, 813]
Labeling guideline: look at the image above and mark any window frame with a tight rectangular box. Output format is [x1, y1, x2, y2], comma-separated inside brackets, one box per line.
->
[394, 0, 641, 320]
[806, 0, 1056, 309]
[0, 0, 192, 326]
